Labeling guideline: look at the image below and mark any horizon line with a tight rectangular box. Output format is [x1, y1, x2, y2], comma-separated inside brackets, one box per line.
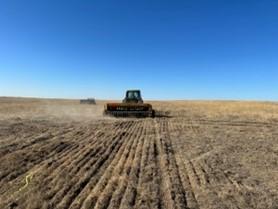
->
[1, 95, 277, 103]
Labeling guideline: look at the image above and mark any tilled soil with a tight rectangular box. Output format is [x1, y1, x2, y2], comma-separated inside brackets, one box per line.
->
[0, 98, 278, 209]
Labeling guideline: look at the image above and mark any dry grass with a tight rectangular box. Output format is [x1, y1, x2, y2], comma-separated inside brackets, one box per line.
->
[0, 97, 277, 209]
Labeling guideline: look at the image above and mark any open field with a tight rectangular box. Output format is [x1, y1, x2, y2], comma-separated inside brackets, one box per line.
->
[0, 97, 278, 209]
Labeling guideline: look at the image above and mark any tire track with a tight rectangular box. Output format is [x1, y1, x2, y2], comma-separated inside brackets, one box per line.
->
[168, 119, 200, 209]
[183, 159, 229, 209]
[155, 118, 189, 209]
[198, 160, 250, 209]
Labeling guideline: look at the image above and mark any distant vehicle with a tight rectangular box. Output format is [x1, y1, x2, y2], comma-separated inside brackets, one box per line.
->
[104, 90, 155, 117]
[80, 98, 96, 104]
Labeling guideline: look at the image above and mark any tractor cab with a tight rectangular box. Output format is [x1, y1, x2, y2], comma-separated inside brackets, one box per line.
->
[122, 90, 143, 103]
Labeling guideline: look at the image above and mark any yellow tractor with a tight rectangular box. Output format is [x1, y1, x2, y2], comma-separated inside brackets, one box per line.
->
[104, 90, 155, 117]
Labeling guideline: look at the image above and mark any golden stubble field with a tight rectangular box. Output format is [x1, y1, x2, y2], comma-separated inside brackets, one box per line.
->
[0, 97, 278, 209]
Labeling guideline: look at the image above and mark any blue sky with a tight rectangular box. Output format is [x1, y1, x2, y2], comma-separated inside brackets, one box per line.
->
[0, 0, 277, 100]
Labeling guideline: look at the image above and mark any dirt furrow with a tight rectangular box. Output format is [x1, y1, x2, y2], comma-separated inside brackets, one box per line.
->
[155, 118, 189, 209]
[0, 131, 73, 185]
[168, 119, 200, 209]
[41, 124, 111, 184]
[133, 120, 151, 209]
[68, 121, 141, 209]
[0, 122, 124, 209]
[46, 122, 134, 209]
[0, 140, 73, 208]
[0, 123, 88, 185]
[0, 120, 52, 143]
[0, 123, 74, 158]
[0, 139, 78, 197]
[92, 120, 146, 209]
[104, 120, 146, 209]
[111, 121, 145, 209]
[0, 130, 53, 158]
[45, 123, 119, 189]
[55, 122, 136, 209]
[36, 123, 119, 190]
[134, 119, 162, 209]
[79, 120, 142, 209]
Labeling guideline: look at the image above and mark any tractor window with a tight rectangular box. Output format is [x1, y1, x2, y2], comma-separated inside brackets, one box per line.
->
[127, 91, 140, 99]
[134, 92, 139, 98]
[127, 92, 134, 99]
